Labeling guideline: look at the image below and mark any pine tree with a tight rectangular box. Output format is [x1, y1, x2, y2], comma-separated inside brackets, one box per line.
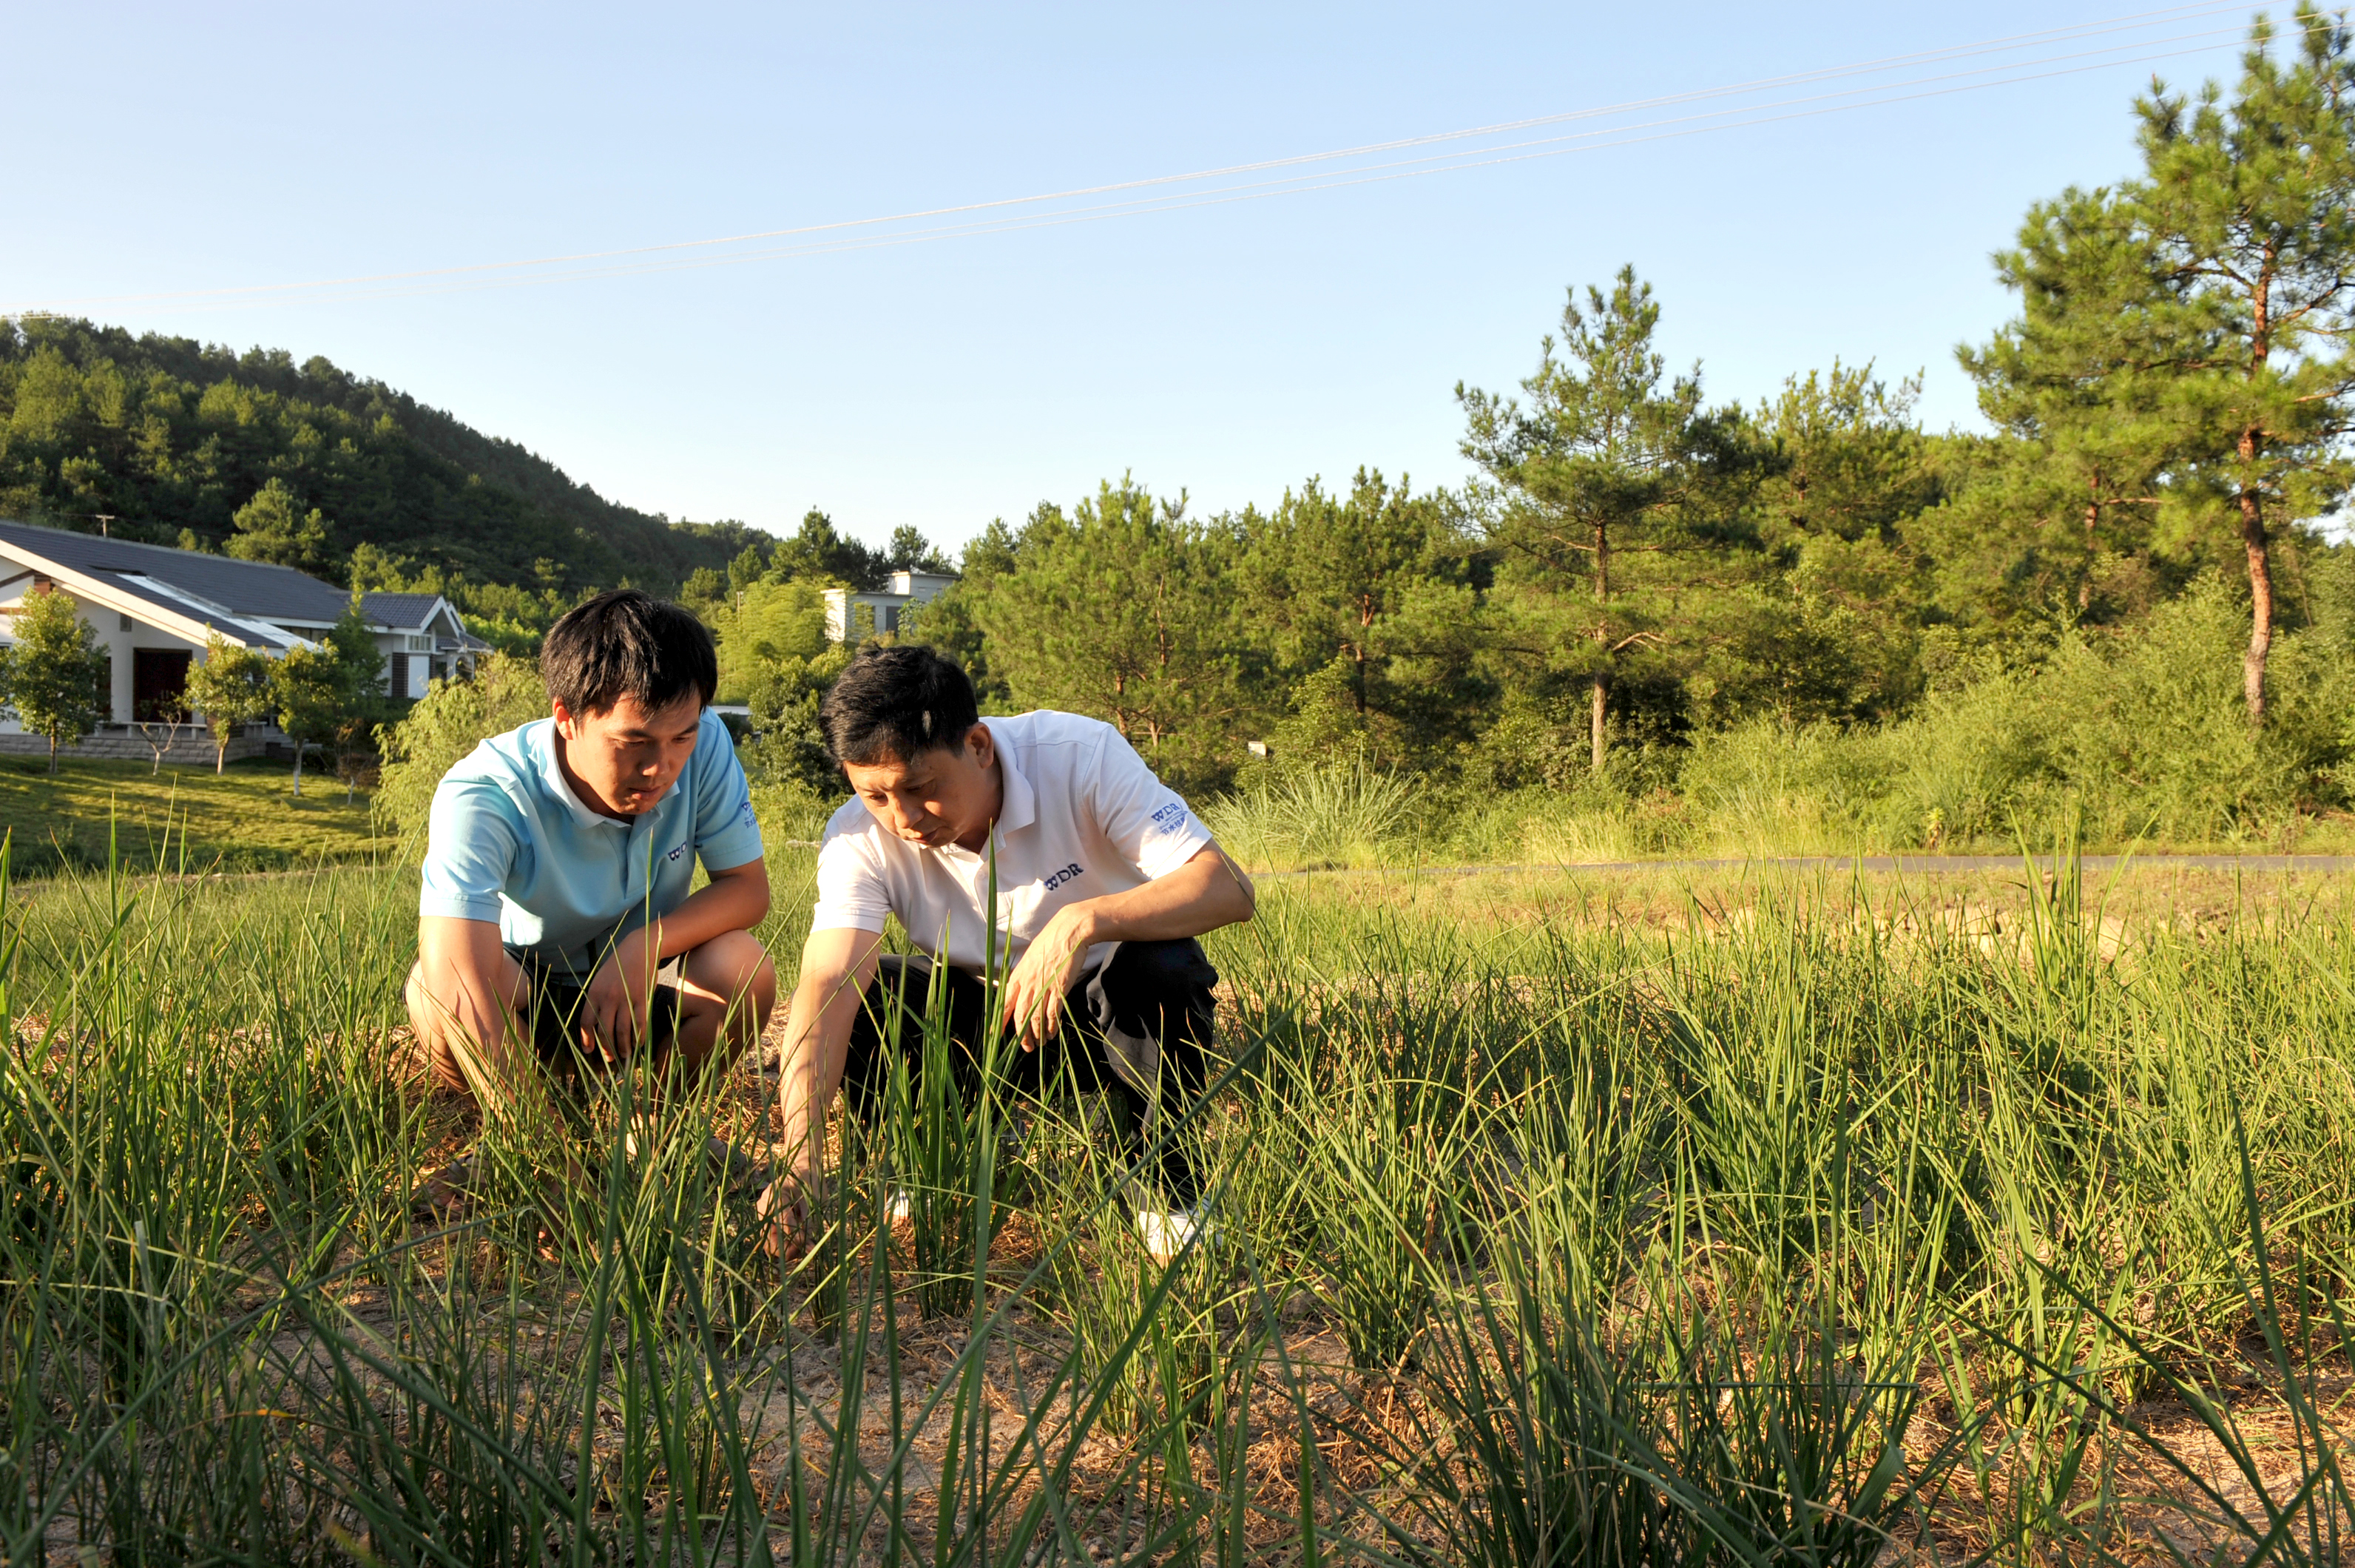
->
[322, 598, 391, 803]
[975, 478, 1241, 781]
[2133, 6, 2355, 723]
[1968, 8, 2355, 723]
[1239, 467, 1484, 763]
[226, 478, 333, 574]
[1458, 266, 1752, 771]
[1959, 189, 2193, 623]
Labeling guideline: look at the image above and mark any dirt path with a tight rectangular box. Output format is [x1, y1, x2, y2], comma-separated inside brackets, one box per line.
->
[1263, 854, 2355, 878]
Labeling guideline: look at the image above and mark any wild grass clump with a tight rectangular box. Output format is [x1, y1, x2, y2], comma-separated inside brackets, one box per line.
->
[2, 829, 2351, 1561]
[1202, 753, 1422, 870]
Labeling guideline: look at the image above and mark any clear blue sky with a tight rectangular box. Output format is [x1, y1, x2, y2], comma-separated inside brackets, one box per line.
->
[2, 2, 2264, 558]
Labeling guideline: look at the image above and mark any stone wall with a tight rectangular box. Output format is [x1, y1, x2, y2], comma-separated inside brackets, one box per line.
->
[0, 726, 268, 766]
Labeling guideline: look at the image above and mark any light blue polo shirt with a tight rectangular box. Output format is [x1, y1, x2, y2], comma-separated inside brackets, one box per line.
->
[418, 707, 766, 976]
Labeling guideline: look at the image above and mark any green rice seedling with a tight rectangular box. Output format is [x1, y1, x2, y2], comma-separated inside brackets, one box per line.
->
[1932, 1318, 2122, 1560]
[873, 953, 1011, 1321]
[1652, 1283, 1961, 1567]
[1369, 1246, 1686, 1566]
[1996, 1104, 2354, 1568]
[1656, 895, 1890, 1281]
[1348, 1141, 1968, 1568]
[1033, 1126, 1226, 1440]
[1288, 1061, 1481, 1372]
[10, 797, 2355, 1559]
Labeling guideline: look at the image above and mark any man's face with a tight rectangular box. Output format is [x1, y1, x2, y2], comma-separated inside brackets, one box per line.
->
[553, 692, 704, 818]
[842, 725, 998, 851]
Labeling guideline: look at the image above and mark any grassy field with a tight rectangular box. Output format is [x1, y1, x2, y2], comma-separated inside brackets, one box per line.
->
[2, 844, 2351, 1564]
[0, 755, 388, 875]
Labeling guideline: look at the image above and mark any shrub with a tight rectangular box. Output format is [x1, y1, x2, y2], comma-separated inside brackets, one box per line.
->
[372, 654, 548, 847]
[2043, 578, 2349, 844]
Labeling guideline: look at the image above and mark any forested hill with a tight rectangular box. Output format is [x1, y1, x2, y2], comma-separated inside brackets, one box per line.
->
[0, 317, 763, 593]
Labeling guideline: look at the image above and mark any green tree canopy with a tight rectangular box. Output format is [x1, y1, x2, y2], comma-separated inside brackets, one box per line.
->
[271, 599, 385, 798]
[7, 588, 107, 774]
[1959, 7, 2355, 723]
[1235, 468, 1486, 766]
[226, 477, 333, 574]
[975, 478, 1241, 789]
[708, 578, 830, 702]
[1691, 365, 1942, 726]
[0, 317, 763, 592]
[183, 635, 276, 774]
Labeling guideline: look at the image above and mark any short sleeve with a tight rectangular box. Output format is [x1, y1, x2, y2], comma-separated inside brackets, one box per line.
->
[1089, 730, 1214, 881]
[419, 776, 524, 923]
[810, 808, 891, 934]
[689, 713, 766, 872]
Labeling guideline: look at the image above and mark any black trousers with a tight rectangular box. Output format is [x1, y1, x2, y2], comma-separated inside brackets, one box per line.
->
[839, 938, 1220, 1206]
[509, 947, 680, 1084]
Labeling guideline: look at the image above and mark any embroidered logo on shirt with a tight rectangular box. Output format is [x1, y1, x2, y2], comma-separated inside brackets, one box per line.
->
[739, 801, 757, 828]
[668, 842, 690, 863]
[1043, 862, 1085, 891]
[1149, 802, 1187, 831]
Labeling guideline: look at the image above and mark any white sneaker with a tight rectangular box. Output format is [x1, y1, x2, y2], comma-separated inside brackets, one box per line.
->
[1134, 1206, 1217, 1263]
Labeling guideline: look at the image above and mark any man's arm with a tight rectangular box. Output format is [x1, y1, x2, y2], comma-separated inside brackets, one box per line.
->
[759, 924, 886, 1254]
[583, 858, 773, 1057]
[1000, 845, 1254, 1047]
[413, 915, 533, 1109]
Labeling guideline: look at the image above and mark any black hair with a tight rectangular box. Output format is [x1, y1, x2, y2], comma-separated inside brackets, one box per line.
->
[541, 589, 717, 717]
[819, 643, 979, 767]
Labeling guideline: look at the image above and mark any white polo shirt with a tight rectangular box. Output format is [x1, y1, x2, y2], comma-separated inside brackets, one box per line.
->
[810, 710, 1216, 974]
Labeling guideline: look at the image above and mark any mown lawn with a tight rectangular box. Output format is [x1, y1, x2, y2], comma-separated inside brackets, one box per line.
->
[0, 755, 389, 874]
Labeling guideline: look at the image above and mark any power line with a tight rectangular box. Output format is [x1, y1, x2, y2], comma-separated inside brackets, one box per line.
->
[1, 0, 2268, 317]
[165, 36, 2259, 310]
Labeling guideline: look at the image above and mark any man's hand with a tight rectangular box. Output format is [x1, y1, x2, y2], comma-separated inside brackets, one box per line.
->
[584, 925, 663, 1061]
[1000, 902, 1098, 1051]
[755, 1171, 818, 1263]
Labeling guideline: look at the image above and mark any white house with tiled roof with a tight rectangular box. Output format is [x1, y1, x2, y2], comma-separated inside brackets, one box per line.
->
[0, 518, 486, 763]
[822, 570, 957, 643]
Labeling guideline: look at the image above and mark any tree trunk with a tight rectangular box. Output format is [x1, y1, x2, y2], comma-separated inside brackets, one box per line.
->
[2239, 262, 2274, 725]
[46, 734, 57, 777]
[2239, 479, 2273, 725]
[1591, 520, 1611, 774]
[291, 741, 305, 798]
[2080, 491, 2101, 615]
[214, 739, 227, 775]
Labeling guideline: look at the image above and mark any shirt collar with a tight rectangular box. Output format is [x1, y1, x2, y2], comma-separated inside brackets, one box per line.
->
[984, 717, 1035, 836]
[535, 719, 667, 829]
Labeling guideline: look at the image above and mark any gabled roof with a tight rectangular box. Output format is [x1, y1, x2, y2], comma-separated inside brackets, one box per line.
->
[361, 592, 448, 629]
[0, 518, 354, 626]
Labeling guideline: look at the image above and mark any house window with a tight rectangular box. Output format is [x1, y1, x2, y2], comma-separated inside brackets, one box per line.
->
[118, 612, 132, 632]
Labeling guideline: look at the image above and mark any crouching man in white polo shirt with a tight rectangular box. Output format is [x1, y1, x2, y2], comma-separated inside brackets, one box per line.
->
[759, 643, 1255, 1259]
[405, 590, 780, 1217]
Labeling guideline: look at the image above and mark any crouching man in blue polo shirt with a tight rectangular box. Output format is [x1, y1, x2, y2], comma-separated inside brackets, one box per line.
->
[407, 589, 777, 1214]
